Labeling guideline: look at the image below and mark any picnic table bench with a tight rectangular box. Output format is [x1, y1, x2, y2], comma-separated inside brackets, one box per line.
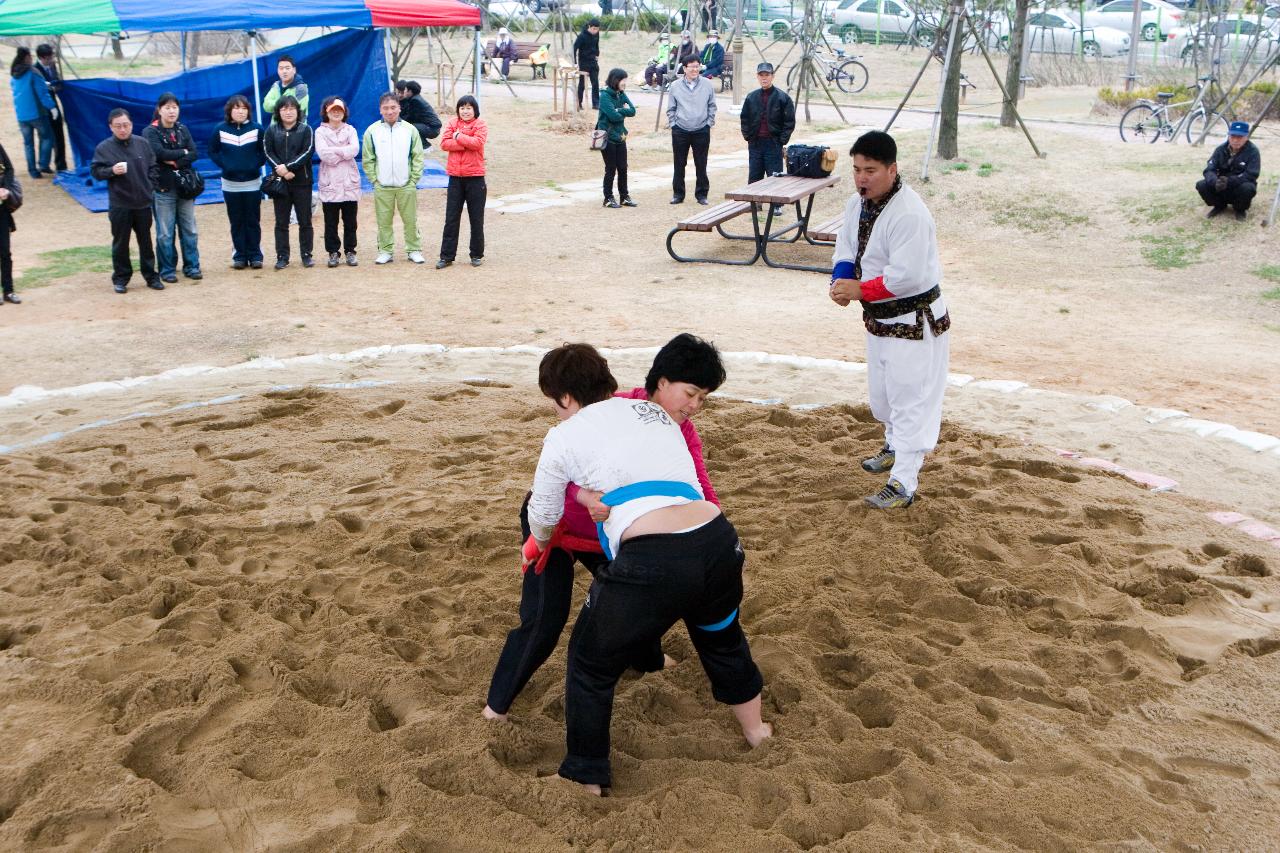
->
[666, 201, 761, 265]
[483, 39, 549, 79]
[807, 214, 845, 244]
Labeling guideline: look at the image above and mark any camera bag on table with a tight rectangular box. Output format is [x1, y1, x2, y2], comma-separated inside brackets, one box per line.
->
[785, 144, 839, 178]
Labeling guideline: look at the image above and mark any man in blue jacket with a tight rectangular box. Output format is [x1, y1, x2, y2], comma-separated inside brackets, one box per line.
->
[1197, 121, 1262, 222]
[700, 30, 725, 80]
[35, 45, 68, 173]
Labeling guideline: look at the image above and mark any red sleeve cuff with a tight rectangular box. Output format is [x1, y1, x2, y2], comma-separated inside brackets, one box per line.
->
[860, 276, 895, 302]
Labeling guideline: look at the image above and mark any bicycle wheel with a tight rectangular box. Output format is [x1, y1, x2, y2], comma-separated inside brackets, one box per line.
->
[1119, 104, 1161, 143]
[785, 62, 802, 92]
[1185, 110, 1228, 145]
[835, 60, 868, 94]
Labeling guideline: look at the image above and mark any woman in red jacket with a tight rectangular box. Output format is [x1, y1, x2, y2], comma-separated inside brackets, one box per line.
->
[436, 95, 487, 269]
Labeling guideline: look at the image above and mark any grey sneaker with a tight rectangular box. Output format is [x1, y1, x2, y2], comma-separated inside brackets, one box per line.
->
[861, 444, 895, 473]
[865, 478, 914, 509]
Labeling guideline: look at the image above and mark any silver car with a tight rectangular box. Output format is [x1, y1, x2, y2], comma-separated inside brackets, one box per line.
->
[1024, 10, 1131, 57]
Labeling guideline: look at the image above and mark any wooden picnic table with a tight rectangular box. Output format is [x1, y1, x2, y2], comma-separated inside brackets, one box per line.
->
[723, 174, 842, 273]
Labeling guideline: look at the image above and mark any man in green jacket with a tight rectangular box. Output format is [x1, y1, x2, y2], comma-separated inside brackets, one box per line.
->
[362, 92, 427, 264]
[262, 55, 309, 124]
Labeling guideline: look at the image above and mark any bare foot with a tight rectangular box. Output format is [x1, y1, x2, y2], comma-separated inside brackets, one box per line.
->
[481, 704, 508, 722]
[744, 721, 773, 748]
[546, 774, 602, 796]
[730, 694, 772, 748]
[663, 653, 678, 669]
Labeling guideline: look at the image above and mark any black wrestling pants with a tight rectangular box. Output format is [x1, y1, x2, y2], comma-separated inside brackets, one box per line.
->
[558, 514, 764, 788]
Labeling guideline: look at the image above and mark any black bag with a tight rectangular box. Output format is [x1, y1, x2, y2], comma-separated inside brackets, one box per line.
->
[173, 167, 205, 200]
[786, 144, 833, 178]
[260, 173, 289, 200]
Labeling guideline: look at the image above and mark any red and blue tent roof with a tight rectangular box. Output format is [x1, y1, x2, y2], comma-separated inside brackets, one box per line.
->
[0, 0, 481, 35]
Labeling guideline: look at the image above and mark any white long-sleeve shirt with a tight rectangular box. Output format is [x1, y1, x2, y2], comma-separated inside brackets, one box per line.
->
[528, 397, 704, 557]
[833, 183, 946, 323]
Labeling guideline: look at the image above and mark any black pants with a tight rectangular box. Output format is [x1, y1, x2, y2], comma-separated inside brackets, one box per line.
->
[322, 200, 358, 254]
[748, 137, 784, 184]
[108, 206, 158, 287]
[440, 175, 486, 261]
[578, 67, 600, 110]
[558, 514, 764, 787]
[672, 126, 711, 201]
[272, 181, 313, 260]
[0, 210, 12, 295]
[224, 189, 262, 264]
[51, 108, 68, 172]
[602, 140, 628, 200]
[1196, 178, 1257, 213]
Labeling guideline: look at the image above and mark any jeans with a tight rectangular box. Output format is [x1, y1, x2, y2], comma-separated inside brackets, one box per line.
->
[373, 184, 419, 253]
[224, 190, 263, 264]
[272, 181, 313, 260]
[671, 125, 711, 201]
[1196, 178, 1257, 213]
[558, 515, 764, 787]
[748, 137, 784, 184]
[602, 140, 628, 200]
[152, 190, 200, 277]
[439, 175, 486, 261]
[18, 115, 54, 178]
[578, 67, 600, 109]
[107, 206, 158, 288]
[323, 200, 359, 254]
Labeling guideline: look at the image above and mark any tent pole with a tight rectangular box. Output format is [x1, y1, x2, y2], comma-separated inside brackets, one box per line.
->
[249, 31, 263, 126]
[473, 27, 481, 99]
[181, 32, 187, 71]
[382, 28, 394, 88]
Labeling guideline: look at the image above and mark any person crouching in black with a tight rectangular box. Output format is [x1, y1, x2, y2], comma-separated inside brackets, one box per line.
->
[395, 80, 442, 150]
[1197, 120, 1261, 222]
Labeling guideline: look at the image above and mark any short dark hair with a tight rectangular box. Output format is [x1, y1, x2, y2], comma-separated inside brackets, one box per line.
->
[36, 43, 54, 58]
[278, 54, 296, 68]
[587, 17, 601, 26]
[108, 107, 131, 124]
[10, 47, 31, 77]
[273, 94, 301, 123]
[223, 94, 252, 123]
[645, 333, 726, 396]
[605, 67, 628, 90]
[682, 54, 702, 67]
[395, 79, 422, 96]
[456, 94, 480, 117]
[378, 91, 399, 106]
[153, 91, 180, 120]
[539, 344, 618, 407]
[850, 130, 897, 165]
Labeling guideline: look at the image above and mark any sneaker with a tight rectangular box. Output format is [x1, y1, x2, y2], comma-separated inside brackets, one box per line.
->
[301, 255, 315, 268]
[184, 270, 203, 281]
[1206, 206, 1226, 219]
[146, 279, 165, 291]
[375, 252, 393, 265]
[603, 197, 620, 209]
[249, 260, 263, 270]
[470, 257, 484, 267]
[695, 197, 709, 206]
[232, 260, 247, 270]
[860, 444, 895, 473]
[436, 259, 452, 269]
[865, 479, 915, 509]
[113, 283, 127, 294]
[161, 273, 178, 284]
[1234, 210, 1247, 222]
[345, 252, 359, 267]
[408, 251, 426, 264]
[274, 257, 289, 270]
[327, 253, 340, 268]
[670, 196, 685, 205]
[620, 196, 638, 207]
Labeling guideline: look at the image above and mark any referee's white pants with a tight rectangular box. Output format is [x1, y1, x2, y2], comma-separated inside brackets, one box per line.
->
[866, 322, 949, 494]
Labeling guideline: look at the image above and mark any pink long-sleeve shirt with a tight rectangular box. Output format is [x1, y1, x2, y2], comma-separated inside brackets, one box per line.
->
[560, 387, 719, 540]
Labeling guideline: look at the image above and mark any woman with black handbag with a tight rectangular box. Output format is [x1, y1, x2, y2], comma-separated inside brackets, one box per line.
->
[263, 96, 315, 270]
[144, 92, 202, 283]
[210, 95, 265, 270]
[0, 143, 22, 305]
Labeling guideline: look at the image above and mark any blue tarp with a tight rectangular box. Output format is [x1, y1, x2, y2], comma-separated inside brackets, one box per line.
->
[53, 28, 449, 211]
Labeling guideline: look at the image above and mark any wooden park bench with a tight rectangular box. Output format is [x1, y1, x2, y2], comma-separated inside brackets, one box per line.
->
[709, 52, 734, 92]
[483, 39, 549, 79]
[666, 200, 760, 265]
[807, 214, 845, 245]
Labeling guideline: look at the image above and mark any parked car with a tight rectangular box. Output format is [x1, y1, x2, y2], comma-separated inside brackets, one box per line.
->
[1083, 0, 1185, 41]
[1024, 10, 1131, 56]
[1162, 15, 1280, 62]
[829, 0, 917, 44]
[486, 0, 533, 21]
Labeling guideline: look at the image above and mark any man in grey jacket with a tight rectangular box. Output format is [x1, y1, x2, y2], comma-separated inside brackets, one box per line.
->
[666, 55, 717, 205]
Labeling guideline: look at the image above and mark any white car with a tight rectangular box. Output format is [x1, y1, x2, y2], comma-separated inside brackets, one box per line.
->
[829, 0, 917, 44]
[1161, 16, 1280, 63]
[1025, 10, 1130, 57]
[1083, 0, 1185, 41]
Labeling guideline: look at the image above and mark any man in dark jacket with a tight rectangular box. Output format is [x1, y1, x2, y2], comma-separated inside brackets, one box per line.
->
[1197, 121, 1262, 221]
[35, 44, 67, 172]
[573, 19, 601, 110]
[90, 109, 162, 294]
[740, 62, 796, 186]
[396, 80, 443, 149]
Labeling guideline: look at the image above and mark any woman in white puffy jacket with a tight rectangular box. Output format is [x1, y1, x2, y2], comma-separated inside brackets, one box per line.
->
[314, 96, 361, 267]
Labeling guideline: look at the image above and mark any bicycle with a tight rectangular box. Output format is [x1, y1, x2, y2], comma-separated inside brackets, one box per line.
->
[1118, 76, 1231, 144]
[786, 47, 869, 95]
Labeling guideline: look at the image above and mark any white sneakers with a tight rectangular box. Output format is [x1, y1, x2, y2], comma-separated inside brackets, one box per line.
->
[408, 251, 425, 264]
[375, 252, 393, 265]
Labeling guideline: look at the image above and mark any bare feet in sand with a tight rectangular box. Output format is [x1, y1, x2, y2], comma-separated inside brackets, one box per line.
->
[743, 721, 773, 748]
[545, 774, 602, 796]
[663, 653, 678, 669]
[481, 704, 508, 722]
[730, 694, 773, 748]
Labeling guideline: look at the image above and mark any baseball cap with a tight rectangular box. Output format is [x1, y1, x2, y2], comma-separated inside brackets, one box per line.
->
[498, 26, 509, 35]
[757, 62, 775, 73]
[708, 29, 719, 37]
[1228, 121, 1249, 136]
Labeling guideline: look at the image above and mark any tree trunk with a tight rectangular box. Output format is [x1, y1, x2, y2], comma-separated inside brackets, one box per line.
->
[188, 31, 202, 68]
[938, 17, 964, 160]
[1000, 0, 1030, 128]
[111, 33, 125, 60]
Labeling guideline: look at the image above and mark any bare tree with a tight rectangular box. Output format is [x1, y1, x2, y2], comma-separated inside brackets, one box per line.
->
[938, 17, 964, 160]
[110, 32, 125, 60]
[1000, 0, 1029, 128]
[388, 27, 423, 80]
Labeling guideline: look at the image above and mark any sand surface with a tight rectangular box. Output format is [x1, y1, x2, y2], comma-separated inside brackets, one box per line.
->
[2, 382, 1279, 850]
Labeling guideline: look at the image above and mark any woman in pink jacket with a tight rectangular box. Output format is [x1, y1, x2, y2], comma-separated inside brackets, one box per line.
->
[436, 94, 487, 269]
[314, 96, 361, 267]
